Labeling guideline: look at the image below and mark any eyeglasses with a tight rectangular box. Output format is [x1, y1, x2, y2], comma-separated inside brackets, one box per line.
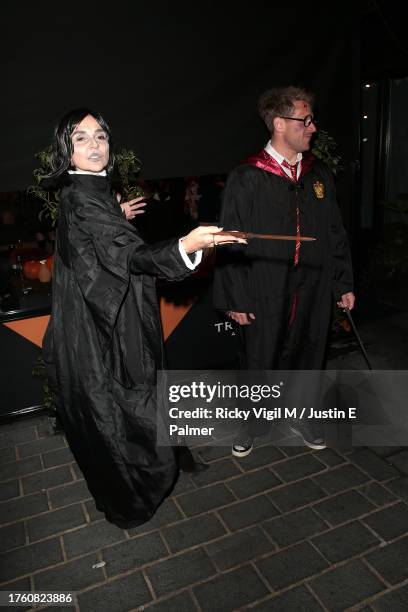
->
[279, 114, 317, 127]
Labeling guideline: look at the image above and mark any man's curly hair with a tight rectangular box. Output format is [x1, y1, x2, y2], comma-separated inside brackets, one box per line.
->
[258, 86, 314, 134]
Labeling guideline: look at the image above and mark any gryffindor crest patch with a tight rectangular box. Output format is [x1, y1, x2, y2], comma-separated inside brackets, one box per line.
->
[313, 180, 325, 199]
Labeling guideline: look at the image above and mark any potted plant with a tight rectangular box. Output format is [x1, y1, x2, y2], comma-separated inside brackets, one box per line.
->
[312, 130, 343, 175]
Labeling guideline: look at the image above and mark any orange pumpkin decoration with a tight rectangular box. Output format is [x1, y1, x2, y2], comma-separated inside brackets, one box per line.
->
[23, 260, 41, 280]
[38, 262, 52, 283]
[46, 255, 54, 272]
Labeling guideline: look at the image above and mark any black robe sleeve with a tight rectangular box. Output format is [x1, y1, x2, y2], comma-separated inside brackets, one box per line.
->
[325, 169, 354, 300]
[213, 166, 256, 312]
[128, 239, 193, 279]
[67, 190, 192, 355]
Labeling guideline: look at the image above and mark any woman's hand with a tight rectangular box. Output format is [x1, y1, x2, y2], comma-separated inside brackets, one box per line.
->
[119, 196, 147, 220]
[182, 226, 247, 254]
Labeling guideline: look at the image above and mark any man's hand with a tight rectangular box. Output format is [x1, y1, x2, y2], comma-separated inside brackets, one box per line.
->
[337, 292, 355, 311]
[227, 311, 256, 325]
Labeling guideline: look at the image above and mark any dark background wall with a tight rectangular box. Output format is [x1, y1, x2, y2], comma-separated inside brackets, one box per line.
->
[1, 2, 357, 194]
[361, 1, 408, 82]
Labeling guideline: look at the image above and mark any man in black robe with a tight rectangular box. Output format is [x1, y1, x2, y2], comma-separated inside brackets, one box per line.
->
[213, 86, 355, 454]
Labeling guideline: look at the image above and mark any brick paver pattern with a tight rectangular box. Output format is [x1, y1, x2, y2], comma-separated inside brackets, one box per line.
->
[1, 416, 408, 611]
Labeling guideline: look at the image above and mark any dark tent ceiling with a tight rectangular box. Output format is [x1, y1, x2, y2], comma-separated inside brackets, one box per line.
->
[1, 2, 358, 191]
[361, 1, 408, 81]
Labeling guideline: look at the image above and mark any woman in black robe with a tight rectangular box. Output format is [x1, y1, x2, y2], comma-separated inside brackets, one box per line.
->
[42, 108, 244, 528]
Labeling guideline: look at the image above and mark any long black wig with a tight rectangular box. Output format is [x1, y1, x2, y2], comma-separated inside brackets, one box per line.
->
[46, 108, 115, 178]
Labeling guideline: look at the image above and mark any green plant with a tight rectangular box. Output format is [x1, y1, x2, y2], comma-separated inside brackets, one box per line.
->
[113, 148, 144, 199]
[369, 222, 408, 279]
[32, 357, 65, 432]
[383, 196, 408, 217]
[32, 356, 56, 411]
[361, 197, 408, 287]
[312, 130, 342, 175]
[27, 147, 60, 225]
[27, 146, 143, 224]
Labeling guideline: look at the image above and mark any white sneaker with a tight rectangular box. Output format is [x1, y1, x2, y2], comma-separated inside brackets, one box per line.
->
[288, 422, 326, 450]
[232, 437, 254, 457]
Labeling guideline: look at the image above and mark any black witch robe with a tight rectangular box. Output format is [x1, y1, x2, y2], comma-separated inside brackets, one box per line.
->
[213, 150, 353, 370]
[42, 174, 193, 528]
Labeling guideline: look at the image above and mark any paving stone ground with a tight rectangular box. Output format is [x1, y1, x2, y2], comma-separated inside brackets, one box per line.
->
[1, 414, 408, 612]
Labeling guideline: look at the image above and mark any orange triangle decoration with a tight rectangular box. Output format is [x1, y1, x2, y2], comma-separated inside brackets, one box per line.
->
[4, 315, 50, 348]
[3, 299, 196, 349]
[160, 297, 195, 341]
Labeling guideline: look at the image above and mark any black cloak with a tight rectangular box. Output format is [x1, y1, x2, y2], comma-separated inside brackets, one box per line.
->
[213, 153, 353, 370]
[43, 174, 192, 528]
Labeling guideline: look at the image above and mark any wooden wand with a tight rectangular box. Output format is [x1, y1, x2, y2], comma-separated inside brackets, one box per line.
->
[218, 231, 316, 242]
